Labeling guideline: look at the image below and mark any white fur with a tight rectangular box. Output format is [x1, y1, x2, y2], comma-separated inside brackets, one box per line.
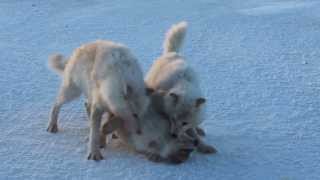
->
[163, 21, 187, 54]
[145, 22, 204, 128]
[48, 54, 66, 76]
[145, 22, 216, 154]
[47, 40, 149, 160]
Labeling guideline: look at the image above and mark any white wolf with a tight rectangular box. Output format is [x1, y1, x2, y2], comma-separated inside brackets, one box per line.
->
[145, 21, 216, 153]
[47, 40, 149, 160]
[101, 103, 196, 164]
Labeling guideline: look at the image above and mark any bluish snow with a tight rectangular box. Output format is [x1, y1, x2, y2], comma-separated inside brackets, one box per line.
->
[0, 0, 319, 179]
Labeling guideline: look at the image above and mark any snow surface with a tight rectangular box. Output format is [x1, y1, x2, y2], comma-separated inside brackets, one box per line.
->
[0, 0, 320, 179]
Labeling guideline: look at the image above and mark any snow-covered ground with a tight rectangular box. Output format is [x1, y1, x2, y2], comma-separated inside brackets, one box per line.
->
[1, 0, 319, 179]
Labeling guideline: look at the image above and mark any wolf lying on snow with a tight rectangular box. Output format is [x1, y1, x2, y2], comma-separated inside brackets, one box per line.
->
[100, 102, 196, 164]
[145, 21, 216, 153]
[47, 40, 150, 160]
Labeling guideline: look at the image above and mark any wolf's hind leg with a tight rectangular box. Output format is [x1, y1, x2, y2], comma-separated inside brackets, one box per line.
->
[47, 83, 81, 133]
[84, 101, 91, 118]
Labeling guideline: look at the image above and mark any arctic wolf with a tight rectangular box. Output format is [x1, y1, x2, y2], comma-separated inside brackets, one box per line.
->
[101, 102, 196, 164]
[47, 40, 149, 160]
[145, 21, 216, 153]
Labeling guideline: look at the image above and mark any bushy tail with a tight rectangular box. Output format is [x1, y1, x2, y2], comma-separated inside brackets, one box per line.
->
[163, 21, 188, 54]
[48, 54, 66, 76]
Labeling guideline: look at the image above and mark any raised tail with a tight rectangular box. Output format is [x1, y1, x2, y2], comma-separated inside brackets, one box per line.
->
[163, 21, 188, 54]
[48, 54, 66, 76]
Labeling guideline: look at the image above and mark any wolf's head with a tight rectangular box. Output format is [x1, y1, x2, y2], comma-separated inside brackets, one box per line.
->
[135, 107, 197, 164]
[149, 89, 206, 138]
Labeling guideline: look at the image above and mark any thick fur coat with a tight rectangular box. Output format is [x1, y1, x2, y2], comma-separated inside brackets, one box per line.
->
[145, 22, 216, 153]
[47, 40, 149, 160]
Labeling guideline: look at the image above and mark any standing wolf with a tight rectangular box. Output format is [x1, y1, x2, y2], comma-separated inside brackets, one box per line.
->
[145, 22, 216, 153]
[47, 40, 149, 160]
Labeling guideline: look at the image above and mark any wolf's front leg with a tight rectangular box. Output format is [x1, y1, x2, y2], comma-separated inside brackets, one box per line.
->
[187, 128, 217, 154]
[88, 105, 104, 161]
[197, 139, 217, 154]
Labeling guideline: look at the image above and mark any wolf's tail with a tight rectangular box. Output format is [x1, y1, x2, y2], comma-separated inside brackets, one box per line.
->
[48, 54, 66, 76]
[163, 21, 188, 54]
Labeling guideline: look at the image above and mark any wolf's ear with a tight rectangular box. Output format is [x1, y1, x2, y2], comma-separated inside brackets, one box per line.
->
[169, 93, 179, 105]
[195, 97, 206, 108]
[145, 87, 155, 96]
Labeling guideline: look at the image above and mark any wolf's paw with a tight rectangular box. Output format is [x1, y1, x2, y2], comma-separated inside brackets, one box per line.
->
[47, 124, 58, 133]
[146, 153, 164, 163]
[196, 127, 206, 137]
[197, 144, 217, 154]
[87, 151, 104, 161]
